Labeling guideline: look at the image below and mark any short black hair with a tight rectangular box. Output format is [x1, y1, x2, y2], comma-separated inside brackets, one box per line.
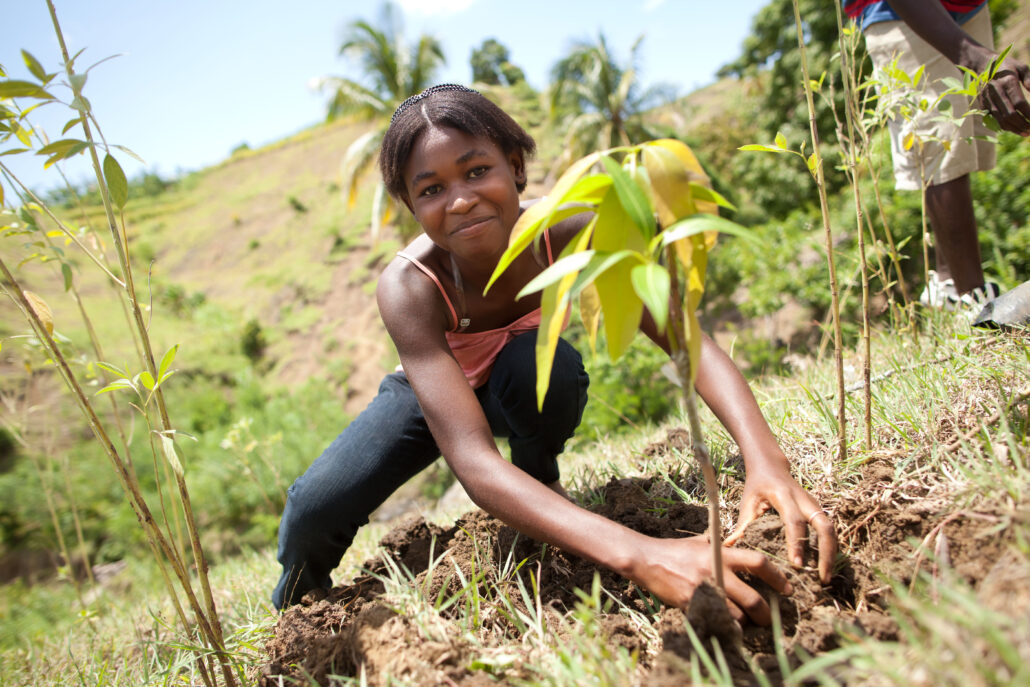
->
[379, 84, 536, 202]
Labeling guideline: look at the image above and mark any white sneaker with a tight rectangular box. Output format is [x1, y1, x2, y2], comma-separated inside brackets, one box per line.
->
[919, 270, 958, 309]
[920, 271, 1001, 317]
[958, 282, 1001, 309]
[961, 282, 1002, 323]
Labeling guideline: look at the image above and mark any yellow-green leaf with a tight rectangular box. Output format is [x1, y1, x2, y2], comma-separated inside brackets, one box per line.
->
[488, 167, 604, 293]
[517, 250, 594, 299]
[23, 290, 53, 335]
[630, 263, 670, 333]
[738, 144, 787, 153]
[774, 132, 788, 150]
[21, 50, 47, 82]
[648, 139, 716, 215]
[158, 344, 179, 383]
[807, 152, 818, 173]
[0, 80, 53, 99]
[103, 153, 128, 210]
[600, 154, 653, 238]
[642, 144, 694, 227]
[534, 224, 593, 409]
[580, 283, 601, 355]
[160, 435, 184, 478]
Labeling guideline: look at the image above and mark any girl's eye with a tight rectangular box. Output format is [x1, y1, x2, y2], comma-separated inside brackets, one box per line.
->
[419, 184, 442, 197]
[468, 166, 489, 179]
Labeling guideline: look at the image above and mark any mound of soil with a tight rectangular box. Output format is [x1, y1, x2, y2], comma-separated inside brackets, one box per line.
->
[261, 433, 1021, 686]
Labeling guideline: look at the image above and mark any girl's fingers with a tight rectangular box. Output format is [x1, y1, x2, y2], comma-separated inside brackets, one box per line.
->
[726, 597, 745, 624]
[723, 494, 768, 547]
[726, 547, 792, 596]
[724, 571, 773, 625]
[782, 503, 809, 569]
[811, 512, 838, 584]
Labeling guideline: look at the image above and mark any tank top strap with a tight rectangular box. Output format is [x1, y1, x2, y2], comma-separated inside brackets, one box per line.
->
[396, 252, 459, 332]
[544, 229, 555, 265]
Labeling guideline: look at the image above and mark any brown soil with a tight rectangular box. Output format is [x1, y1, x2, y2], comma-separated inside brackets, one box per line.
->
[261, 432, 1022, 686]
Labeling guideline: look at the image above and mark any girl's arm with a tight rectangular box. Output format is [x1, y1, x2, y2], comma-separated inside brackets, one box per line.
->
[376, 257, 792, 623]
[640, 314, 838, 583]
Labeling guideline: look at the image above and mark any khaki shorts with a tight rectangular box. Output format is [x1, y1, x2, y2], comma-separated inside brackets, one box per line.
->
[864, 8, 996, 190]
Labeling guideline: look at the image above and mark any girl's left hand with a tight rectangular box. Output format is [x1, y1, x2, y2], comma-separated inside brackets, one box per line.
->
[723, 463, 838, 584]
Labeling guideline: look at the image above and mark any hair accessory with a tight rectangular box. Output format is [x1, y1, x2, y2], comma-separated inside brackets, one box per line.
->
[390, 83, 480, 125]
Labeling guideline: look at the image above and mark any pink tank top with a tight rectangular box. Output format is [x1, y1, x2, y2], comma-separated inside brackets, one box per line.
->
[396, 234, 555, 388]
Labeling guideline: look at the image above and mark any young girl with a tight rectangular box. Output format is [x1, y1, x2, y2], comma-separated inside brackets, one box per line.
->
[273, 84, 837, 624]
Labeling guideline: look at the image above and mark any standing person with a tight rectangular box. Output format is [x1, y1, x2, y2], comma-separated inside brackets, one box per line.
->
[843, 0, 1030, 311]
[272, 84, 838, 623]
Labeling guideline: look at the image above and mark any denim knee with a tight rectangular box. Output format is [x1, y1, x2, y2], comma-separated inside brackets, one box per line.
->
[485, 332, 589, 481]
[272, 372, 440, 608]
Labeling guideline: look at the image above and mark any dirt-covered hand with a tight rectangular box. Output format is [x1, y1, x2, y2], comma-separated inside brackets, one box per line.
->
[631, 535, 792, 626]
[724, 464, 838, 585]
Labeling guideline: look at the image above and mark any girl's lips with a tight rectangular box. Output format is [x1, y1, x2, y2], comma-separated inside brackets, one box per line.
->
[450, 216, 493, 236]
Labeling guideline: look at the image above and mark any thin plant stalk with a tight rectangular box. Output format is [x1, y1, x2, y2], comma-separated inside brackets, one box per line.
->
[667, 245, 724, 591]
[17, 170, 141, 464]
[862, 126, 916, 328]
[0, 255, 222, 687]
[792, 0, 847, 462]
[43, 6, 232, 682]
[835, 3, 873, 448]
[60, 452, 97, 588]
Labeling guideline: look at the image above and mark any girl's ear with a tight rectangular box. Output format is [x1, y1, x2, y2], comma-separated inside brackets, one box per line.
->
[509, 151, 527, 187]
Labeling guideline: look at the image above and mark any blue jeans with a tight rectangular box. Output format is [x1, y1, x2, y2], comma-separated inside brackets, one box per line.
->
[272, 332, 589, 609]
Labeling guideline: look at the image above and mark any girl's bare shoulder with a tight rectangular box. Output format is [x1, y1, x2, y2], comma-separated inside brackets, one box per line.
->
[377, 238, 449, 337]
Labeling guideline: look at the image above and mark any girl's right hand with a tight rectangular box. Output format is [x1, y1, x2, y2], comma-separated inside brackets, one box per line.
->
[629, 535, 792, 625]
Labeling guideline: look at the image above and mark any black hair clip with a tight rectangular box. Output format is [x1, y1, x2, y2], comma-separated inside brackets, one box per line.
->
[390, 83, 480, 125]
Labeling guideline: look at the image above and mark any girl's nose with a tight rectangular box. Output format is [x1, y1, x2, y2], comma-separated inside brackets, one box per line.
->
[447, 185, 476, 214]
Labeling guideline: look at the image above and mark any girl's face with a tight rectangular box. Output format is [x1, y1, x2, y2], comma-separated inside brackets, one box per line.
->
[403, 126, 526, 262]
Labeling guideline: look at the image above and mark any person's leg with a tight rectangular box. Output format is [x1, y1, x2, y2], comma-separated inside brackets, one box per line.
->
[478, 332, 589, 488]
[272, 372, 440, 609]
[865, 11, 996, 300]
[925, 174, 985, 294]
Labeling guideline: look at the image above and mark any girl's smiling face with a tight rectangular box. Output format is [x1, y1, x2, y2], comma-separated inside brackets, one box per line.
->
[403, 126, 526, 261]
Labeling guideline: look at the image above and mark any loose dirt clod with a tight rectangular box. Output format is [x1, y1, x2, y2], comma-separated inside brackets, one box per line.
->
[261, 447, 1018, 686]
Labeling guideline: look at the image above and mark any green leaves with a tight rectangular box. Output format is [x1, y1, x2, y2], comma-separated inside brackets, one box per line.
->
[103, 154, 128, 210]
[21, 50, 53, 84]
[631, 263, 670, 332]
[160, 434, 184, 478]
[600, 154, 653, 238]
[0, 79, 54, 99]
[95, 345, 179, 399]
[36, 138, 89, 168]
[490, 138, 755, 408]
[487, 152, 605, 292]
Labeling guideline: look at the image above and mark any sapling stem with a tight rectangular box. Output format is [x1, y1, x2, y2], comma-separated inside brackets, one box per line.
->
[0, 254, 222, 687]
[667, 245, 724, 592]
[792, 0, 848, 463]
[834, 3, 873, 448]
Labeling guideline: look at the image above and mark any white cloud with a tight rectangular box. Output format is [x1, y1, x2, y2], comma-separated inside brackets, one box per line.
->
[395, 0, 479, 16]
[643, 0, 667, 11]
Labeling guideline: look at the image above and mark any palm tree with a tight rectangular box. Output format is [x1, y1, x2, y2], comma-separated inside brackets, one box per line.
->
[315, 3, 445, 241]
[548, 34, 676, 177]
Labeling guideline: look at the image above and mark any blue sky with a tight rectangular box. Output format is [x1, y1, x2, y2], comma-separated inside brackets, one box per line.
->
[1, 0, 769, 194]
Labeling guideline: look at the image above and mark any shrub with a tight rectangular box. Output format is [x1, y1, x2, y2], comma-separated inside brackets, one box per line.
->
[241, 319, 266, 363]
